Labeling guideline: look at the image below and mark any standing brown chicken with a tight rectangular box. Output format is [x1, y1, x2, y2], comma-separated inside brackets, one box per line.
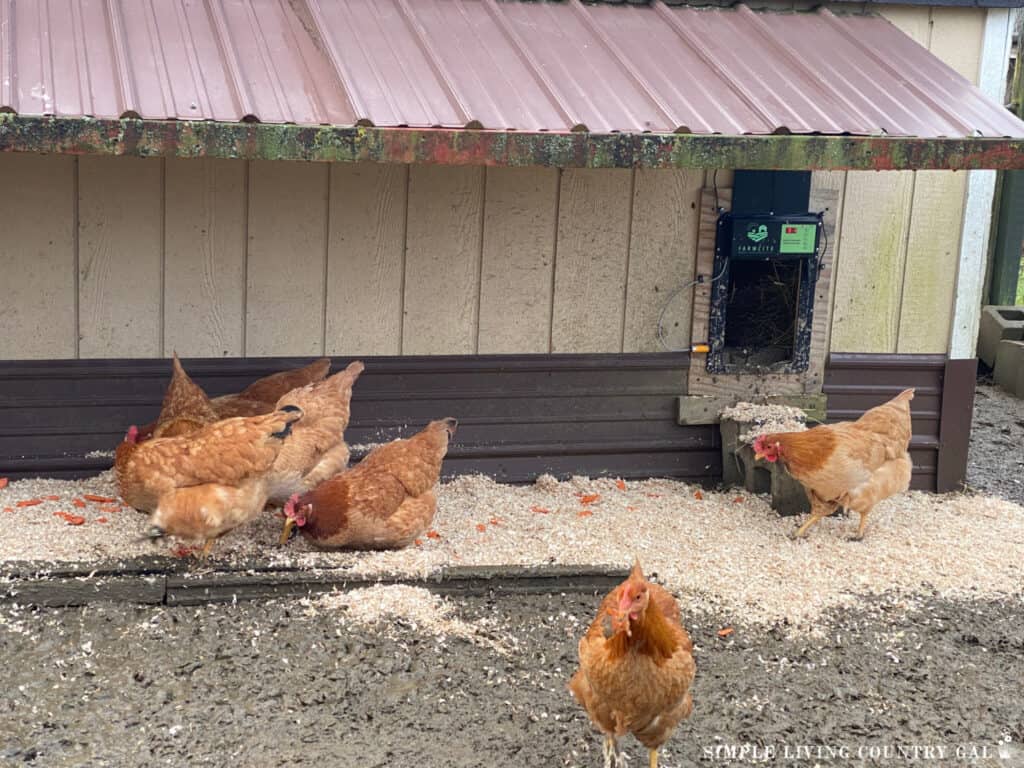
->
[569, 562, 695, 768]
[124, 407, 304, 557]
[279, 418, 457, 549]
[264, 361, 365, 506]
[753, 388, 914, 540]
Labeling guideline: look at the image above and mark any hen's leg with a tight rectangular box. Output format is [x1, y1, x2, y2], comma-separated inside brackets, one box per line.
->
[848, 509, 871, 541]
[791, 494, 837, 539]
[649, 749, 659, 768]
[602, 735, 618, 768]
[197, 538, 216, 559]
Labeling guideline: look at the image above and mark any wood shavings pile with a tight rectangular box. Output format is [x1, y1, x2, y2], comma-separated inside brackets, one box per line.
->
[306, 585, 511, 653]
[2, 472, 1023, 634]
[721, 402, 808, 444]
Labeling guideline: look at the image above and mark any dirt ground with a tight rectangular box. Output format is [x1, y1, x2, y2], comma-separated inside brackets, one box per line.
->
[1, 592, 1021, 768]
[967, 383, 1024, 506]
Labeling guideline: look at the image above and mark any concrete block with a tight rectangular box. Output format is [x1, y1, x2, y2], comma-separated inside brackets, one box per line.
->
[721, 420, 810, 516]
[977, 305, 1024, 369]
[680, 393, 827, 426]
[993, 339, 1024, 398]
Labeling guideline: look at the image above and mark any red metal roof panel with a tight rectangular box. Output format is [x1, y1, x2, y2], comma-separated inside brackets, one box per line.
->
[1, 0, 1021, 139]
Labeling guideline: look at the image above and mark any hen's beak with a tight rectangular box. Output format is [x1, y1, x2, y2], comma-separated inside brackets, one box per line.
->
[753, 448, 766, 461]
[134, 525, 166, 544]
[279, 518, 297, 546]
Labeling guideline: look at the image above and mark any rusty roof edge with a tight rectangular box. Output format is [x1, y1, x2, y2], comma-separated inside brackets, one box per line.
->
[2, 114, 1024, 171]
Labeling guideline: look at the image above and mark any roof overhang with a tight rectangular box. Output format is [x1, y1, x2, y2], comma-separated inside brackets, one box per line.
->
[3, 115, 1024, 171]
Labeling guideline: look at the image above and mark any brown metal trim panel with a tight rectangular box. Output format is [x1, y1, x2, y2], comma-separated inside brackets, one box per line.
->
[1, 352, 967, 490]
[0, 353, 719, 484]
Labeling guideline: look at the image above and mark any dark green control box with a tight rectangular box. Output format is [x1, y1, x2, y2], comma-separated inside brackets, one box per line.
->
[722, 213, 822, 261]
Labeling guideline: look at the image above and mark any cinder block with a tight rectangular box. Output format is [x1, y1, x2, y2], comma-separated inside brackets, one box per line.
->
[721, 421, 810, 516]
[993, 339, 1024, 398]
[977, 305, 1024, 369]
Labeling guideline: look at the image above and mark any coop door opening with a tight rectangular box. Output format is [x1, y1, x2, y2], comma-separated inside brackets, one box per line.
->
[723, 259, 801, 368]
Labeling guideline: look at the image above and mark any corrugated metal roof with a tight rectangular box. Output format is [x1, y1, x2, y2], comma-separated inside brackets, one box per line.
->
[1, 0, 1022, 139]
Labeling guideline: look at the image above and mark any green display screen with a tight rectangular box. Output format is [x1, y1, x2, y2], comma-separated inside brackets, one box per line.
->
[779, 224, 817, 254]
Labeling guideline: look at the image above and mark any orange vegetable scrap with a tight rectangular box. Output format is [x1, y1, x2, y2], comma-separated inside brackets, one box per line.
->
[694, 490, 704, 500]
[475, 523, 487, 533]
[577, 493, 601, 504]
[644, 493, 662, 499]
[626, 506, 637, 512]
[72, 499, 87, 509]
[83, 494, 116, 504]
[44, 495, 60, 501]
[615, 479, 627, 491]
[733, 496, 744, 504]
[530, 505, 551, 515]
[489, 517, 503, 526]
[414, 539, 423, 547]
[3, 508, 12, 514]
[426, 530, 441, 540]
[717, 627, 735, 638]
[577, 509, 593, 518]
[99, 505, 120, 514]
[16, 499, 42, 507]
[0, 477, 8, 490]
[96, 517, 109, 524]
[53, 512, 86, 526]
[171, 545, 197, 558]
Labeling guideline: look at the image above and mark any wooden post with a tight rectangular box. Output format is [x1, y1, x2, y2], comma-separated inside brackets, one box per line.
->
[949, 9, 1015, 359]
[988, 12, 1024, 306]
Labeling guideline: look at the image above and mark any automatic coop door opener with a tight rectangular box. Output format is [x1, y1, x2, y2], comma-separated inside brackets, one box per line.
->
[703, 211, 825, 374]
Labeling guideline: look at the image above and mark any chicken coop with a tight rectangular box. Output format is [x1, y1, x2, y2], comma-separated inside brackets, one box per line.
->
[2, 0, 1024, 493]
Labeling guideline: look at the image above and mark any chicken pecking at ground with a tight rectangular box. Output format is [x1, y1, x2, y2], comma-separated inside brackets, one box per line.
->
[137, 356, 331, 441]
[122, 407, 304, 557]
[279, 418, 457, 549]
[753, 388, 915, 540]
[264, 360, 364, 506]
[569, 561, 695, 768]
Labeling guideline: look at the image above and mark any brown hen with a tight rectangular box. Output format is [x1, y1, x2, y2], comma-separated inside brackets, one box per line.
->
[569, 561, 695, 768]
[122, 407, 303, 556]
[137, 357, 330, 440]
[265, 360, 365, 505]
[753, 388, 914, 540]
[279, 418, 457, 549]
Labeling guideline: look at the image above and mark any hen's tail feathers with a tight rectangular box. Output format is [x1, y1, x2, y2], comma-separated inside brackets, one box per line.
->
[894, 388, 915, 403]
[338, 360, 365, 386]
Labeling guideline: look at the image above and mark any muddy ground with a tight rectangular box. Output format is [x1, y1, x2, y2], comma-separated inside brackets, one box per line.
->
[1, 592, 1022, 768]
[967, 383, 1024, 506]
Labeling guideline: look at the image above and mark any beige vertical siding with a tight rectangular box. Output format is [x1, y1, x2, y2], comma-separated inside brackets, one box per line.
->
[164, 159, 247, 357]
[245, 161, 329, 357]
[326, 163, 408, 356]
[0, 153, 77, 359]
[78, 156, 163, 358]
[402, 165, 486, 355]
[477, 167, 560, 355]
[830, 5, 982, 355]
[551, 169, 634, 353]
[623, 169, 705, 353]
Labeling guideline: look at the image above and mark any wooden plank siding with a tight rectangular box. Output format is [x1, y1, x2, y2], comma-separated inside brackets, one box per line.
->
[3, 159, 695, 359]
[830, 5, 982, 355]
